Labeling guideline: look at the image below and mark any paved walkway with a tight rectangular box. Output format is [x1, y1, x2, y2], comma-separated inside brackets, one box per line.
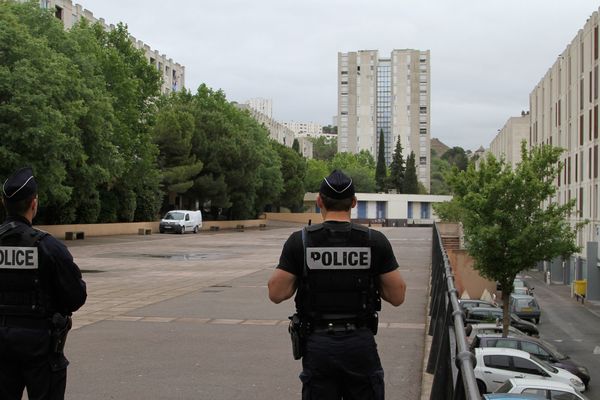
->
[52, 225, 432, 399]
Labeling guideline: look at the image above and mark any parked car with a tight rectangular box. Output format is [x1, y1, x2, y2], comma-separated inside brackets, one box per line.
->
[510, 294, 541, 324]
[466, 323, 526, 345]
[465, 307, 539, 336]
[512, 286, 530, 296]
[159, 210, 202, 234]
[459, 299, 499, 313]
[513, 278, 534, 295]
[473, 347, 585, 394]
[484, 394, 547, 400]
[494, 378, 590, 399]
[471, 334, 590, 390]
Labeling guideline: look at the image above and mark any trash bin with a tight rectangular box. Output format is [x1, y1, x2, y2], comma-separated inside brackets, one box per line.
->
[573, 280, 587, 297]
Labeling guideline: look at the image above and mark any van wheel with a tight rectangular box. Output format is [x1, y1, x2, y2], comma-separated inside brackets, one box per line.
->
[533, 317, 539, 324]
[193, 226, 198, 234]
[476, 380, 487, 395]
[180, 226, 185, 234]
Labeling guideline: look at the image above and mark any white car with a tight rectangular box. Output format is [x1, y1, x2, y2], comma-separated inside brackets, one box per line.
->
[474, 347, 585, 394]
[466, 323, 525, 344]
[494, 378, 589, 399]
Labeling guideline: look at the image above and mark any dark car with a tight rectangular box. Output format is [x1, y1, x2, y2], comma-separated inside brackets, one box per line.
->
[510, 294, 541, 323]
[471, 334, 591, 390]
[464, 307, 539, 337]
[459, 299, 498, 313]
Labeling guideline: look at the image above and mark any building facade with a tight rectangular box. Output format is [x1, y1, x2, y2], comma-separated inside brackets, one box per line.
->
[529, 8, 600, 296]
[304, 192, 451, 222]
[37, 0, 185, 95]
[283, 121, 323, 137]
[337, 49, 431, 190]
[236, 104, 313, 159]
[488, 113, 530, 168]
[245, 98, 273, 119]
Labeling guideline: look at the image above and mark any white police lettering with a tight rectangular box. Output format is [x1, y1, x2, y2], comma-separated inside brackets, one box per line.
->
[0, 246, 38, 269]
[306, 247, 370, 270]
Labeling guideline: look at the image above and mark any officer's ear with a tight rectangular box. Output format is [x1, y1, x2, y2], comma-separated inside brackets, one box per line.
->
[350, 196, 357, 209]
[316, 194, 325, 210]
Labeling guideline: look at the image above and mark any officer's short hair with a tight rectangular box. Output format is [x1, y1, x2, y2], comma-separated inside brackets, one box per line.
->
[319, 193, 353, 211]
[2, 194, 36, 216]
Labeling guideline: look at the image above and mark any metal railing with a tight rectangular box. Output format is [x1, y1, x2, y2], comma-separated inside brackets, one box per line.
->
[427, 223, 481, 400]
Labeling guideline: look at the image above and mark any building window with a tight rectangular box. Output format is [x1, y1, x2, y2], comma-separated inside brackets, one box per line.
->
[419, 107, 427, 114]
[595, 145, 598, 179]
[595, 105, 599, 139]
[420, 128, 427, 135]
[420, 156, 427, 165]
[55, 6, 63, 20]
[580, 115, 584, 145]
[341, 81, 348, 85]
[594, 26, 598, 60]
[341, 71, 348, 75]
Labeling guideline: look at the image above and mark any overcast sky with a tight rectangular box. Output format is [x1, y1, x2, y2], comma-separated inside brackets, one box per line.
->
[75, 0, 599, 150]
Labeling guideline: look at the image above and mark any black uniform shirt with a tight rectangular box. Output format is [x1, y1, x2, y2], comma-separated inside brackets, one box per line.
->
[1, 216, 87, 314]
[277, 221, 399, 277]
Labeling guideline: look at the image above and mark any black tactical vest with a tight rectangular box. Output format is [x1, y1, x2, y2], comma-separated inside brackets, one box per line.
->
[296, 222, 381, 322]
[0, 222, 50, 316]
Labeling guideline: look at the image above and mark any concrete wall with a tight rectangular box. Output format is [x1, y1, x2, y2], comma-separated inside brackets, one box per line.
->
[447, 249, 497, 300]
[36, 219, 269, 239]
[264, 213, 322, 225]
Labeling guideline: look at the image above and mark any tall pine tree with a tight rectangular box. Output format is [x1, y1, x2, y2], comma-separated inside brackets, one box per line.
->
[403, 152, 419, 194]
[387, 136, 405, 193]
[375, 129, 387, 192]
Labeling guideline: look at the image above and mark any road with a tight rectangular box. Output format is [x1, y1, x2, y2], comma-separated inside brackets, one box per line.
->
[46, 225, 433, 399]
[524, 271, 600, 399]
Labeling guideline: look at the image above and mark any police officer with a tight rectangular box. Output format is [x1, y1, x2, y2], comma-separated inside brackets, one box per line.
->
[0, 167, 87, 400]
[268, 170, 406, 400]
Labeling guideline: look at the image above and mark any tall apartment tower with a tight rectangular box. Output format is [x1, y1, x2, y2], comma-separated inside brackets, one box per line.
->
[529, 8, 600, 270]
[337, 49, 431, 190]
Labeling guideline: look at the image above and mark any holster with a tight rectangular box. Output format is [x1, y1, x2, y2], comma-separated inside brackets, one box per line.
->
[288, 314, 306, 360]
[367, 312, 379, 335]
[50, 313, 72, 355]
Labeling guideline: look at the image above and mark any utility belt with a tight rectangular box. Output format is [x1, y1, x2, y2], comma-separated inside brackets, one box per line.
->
[0, 313, 72, 354]
[0, 315, 50, 330]
[288, 313, 378, 360]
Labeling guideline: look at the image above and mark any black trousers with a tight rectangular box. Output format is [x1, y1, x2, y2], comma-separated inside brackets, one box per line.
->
[0, 326, 67, 400]
[300, 328, 385, 400]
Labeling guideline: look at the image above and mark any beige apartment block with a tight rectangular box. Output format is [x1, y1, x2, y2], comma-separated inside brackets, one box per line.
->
[245, 98, 273, 119]
[35, 0, 185, 95]
[529, 8, 600, 254]
[283, 121, 323, 137]
[488, 113, 530, 168]
[236, 104, 313, 159]
[337, 49, 431, 191]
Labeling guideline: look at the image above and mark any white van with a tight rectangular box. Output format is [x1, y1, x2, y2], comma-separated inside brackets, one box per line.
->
[159, 210, 202, 234]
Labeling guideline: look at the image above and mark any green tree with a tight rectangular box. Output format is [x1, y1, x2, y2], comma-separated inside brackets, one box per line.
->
[375, 129, 387, 192]
[442, 146, 469, 171]
[311, 136, 337, 161]
[430, 155, 452, 195]
[434, 143, 583, 336]
[387, 136, 405, 193]
[153, 96, 203, 209]
[273, 142, 307, 211]
[304, 158, 330, 192]
[402, 152, 419, 194]
[330, 151, 376, 193]
[292, 138, 300, 154]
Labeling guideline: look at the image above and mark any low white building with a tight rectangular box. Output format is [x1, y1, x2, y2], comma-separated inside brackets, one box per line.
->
[304, 192, 452, 223]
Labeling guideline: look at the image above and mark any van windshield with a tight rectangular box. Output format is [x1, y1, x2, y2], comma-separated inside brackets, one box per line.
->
[164, 212, 184, 220]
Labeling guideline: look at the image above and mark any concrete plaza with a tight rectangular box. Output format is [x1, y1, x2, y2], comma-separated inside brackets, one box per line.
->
[58, 224, 432, 399]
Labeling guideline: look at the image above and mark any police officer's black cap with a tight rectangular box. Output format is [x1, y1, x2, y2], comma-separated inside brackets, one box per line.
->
[2, 167, 37, 203]
[319, 170, 355, 199]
